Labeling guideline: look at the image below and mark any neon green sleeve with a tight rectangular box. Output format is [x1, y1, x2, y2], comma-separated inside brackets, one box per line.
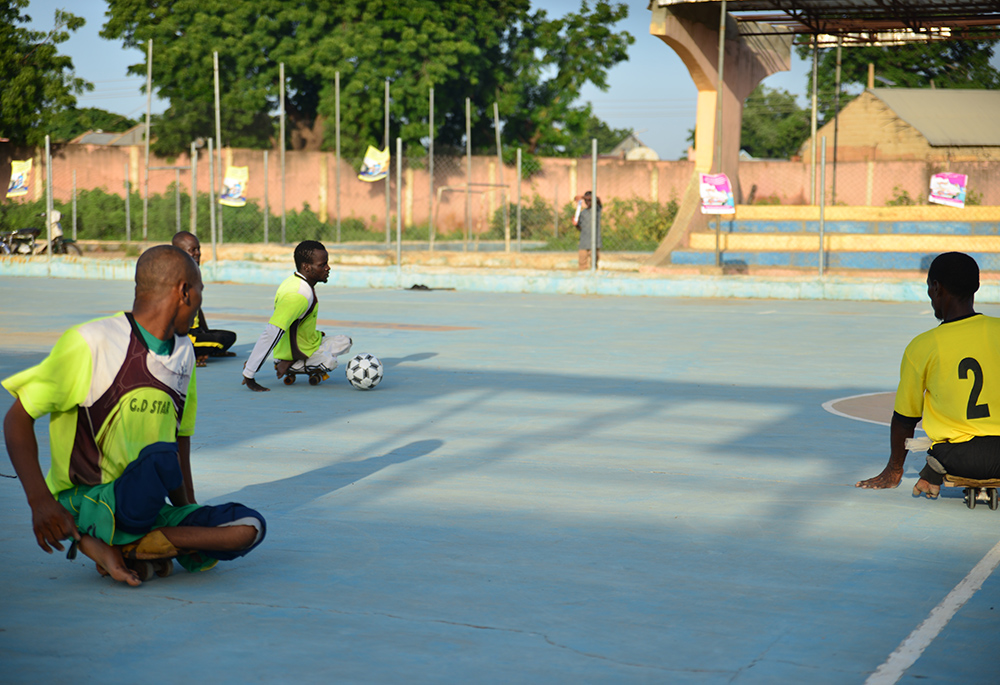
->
[269, 292, 308, 331]
[178, 365, 197, 437]
[1, 328, 92, 419]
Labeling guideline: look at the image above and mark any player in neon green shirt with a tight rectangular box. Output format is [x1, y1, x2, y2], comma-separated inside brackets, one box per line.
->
[3, 246, 266, 586]
[857, 252, 1000, 497]
[242, 240, 352, 391]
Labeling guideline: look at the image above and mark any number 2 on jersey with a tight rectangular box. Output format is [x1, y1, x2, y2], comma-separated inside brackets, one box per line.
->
[959, 357, 991, 420]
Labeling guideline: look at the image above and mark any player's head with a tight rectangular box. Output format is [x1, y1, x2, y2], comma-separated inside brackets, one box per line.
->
[294, 240, 330, 285]
[135, 245, 204, 335]
[583, 191, 601, 209]
[171, 231, 201, 265]
[928, 252, 979, 299]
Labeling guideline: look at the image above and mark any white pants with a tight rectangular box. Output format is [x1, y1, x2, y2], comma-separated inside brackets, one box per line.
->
[291, 335, 352, 372]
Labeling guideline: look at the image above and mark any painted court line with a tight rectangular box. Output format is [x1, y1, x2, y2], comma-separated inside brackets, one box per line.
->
[865, 538, 1000, 684]
[825, 392, 999, 683]
[821, 392, 894, 428]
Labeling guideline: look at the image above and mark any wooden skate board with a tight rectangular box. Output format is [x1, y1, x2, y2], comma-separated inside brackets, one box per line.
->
[941, 476, 1000, 510]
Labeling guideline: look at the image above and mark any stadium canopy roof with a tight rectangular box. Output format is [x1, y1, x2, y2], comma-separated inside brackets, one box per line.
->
[652, 0, 1000, 45]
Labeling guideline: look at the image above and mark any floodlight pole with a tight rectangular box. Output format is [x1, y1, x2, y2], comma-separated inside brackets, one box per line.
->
[465, 98, 472, 253]
[494, 102, 509, 252]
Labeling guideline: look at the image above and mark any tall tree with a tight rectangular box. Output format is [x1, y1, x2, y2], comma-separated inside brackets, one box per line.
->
[0, 1, 90, 146]
[48, 107, 138, 142]
[740, 85, 810, 160]
[101, 0, 633, 158]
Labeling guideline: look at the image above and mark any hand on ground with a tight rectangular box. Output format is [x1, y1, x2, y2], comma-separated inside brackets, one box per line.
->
[855, 466, 903, 489]
[31, 496, 79, 553]
[912, 478, 940, 498]
[242, 376, 269, 392]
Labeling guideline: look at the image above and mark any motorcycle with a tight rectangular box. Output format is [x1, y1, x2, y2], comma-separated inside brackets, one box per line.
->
[0, 211, 82, 256]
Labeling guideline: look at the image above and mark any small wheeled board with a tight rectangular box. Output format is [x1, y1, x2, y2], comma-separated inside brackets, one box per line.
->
[941, 476, 1000, 510]
[276, 361, 330, 386]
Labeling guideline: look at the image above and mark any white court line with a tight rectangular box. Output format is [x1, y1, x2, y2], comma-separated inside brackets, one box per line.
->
[865, 538, 1000, 684]
[821, 392, 896, 428]
[825, 393, 998, 683]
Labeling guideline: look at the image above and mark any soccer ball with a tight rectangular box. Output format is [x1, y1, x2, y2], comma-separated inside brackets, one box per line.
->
[346, 353, 383, 390]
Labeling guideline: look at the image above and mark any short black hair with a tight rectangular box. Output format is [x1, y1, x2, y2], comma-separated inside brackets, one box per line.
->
[294, 240, 326, 270]
[928, 251, 979, 298]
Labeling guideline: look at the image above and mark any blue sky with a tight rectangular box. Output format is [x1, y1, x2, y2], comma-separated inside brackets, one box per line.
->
[23, 0, 816, 160]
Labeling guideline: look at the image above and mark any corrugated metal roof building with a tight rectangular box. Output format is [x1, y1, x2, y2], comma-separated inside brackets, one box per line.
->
[801, 88, 1000, 162]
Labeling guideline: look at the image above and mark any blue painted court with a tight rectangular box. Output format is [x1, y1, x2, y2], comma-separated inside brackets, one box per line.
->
[1, 274, 999, 683]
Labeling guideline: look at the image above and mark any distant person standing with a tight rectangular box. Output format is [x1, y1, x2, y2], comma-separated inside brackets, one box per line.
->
[573, 191, 601, 270]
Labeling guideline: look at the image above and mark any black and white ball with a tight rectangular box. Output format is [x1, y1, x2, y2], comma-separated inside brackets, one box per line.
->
[346, 353, 383, 390]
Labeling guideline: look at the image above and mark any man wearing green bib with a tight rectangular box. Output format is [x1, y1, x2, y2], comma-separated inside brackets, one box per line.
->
[3, 246, 266, 586]
[241, 240, 352, 392]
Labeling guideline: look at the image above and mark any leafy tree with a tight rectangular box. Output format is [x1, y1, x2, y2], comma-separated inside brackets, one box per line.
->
[798, 39, 1000, 122]
[740, 85, 810, 159]
[48, 107, 138, 142]
[0, 1, 90, 145]
[100, 0, 633, 158]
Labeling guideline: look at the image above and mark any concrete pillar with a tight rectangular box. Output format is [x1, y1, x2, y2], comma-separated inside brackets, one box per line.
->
[647, 4, 792, 266]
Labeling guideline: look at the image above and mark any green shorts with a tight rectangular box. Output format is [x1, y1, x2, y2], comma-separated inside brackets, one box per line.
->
[58, 484, 215, 572]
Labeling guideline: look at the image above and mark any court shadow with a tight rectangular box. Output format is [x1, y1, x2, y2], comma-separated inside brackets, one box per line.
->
[380, 352, 437, 368]
[217, 439, 443, 516]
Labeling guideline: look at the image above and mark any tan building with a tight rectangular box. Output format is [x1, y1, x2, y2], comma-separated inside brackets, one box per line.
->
[801, 88, 1000, 163]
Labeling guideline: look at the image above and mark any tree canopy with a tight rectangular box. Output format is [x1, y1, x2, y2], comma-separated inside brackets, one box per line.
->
[797, 39, 1000, 122]
[101, 0, 634, 159]
[0, 0, 90, 146]
[740, 85, 809, 160]
[48, 107, 138, 143]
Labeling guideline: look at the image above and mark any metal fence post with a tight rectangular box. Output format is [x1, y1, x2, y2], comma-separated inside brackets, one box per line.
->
[396, 137, 402, 274]
[384, 78, 390, 247]
[819, 136, 827, 277]
[280, 62, 286, 244]
[590, 138, 597, 272]
[428, 86, 434, 252]
[124, 161, 131, 244]
[516, 148, 522, 252]
[208, 137, 217, 264]
[190, 142, 198, 235]
[45, 135, 52, 266]
[71, 169, 77, 240]
[263, 149, 269, 243]
[465, 97, 471, 252]
[335, 71, 341, 243]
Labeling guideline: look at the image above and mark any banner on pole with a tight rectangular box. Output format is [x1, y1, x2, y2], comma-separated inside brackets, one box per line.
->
[6, 159, 31, 198]
[928, 172, 968, 208]
[219, 166, 248, 207]
[699, 173, 735, 215]
[358, 145, 389, 182]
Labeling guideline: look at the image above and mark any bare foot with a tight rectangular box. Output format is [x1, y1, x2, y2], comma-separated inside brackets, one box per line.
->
[78, 536, 141, 586]
[912, 478, 940, 499]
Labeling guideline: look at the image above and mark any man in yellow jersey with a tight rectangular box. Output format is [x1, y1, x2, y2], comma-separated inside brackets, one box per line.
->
[241, 240, 352, 392]
[171, 231, 237, 366]
[3, 246, 265, 586]
[857, 252, 1000, 497]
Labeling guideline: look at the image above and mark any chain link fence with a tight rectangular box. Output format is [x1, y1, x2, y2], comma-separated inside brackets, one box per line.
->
[5, 136, 999, 274]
